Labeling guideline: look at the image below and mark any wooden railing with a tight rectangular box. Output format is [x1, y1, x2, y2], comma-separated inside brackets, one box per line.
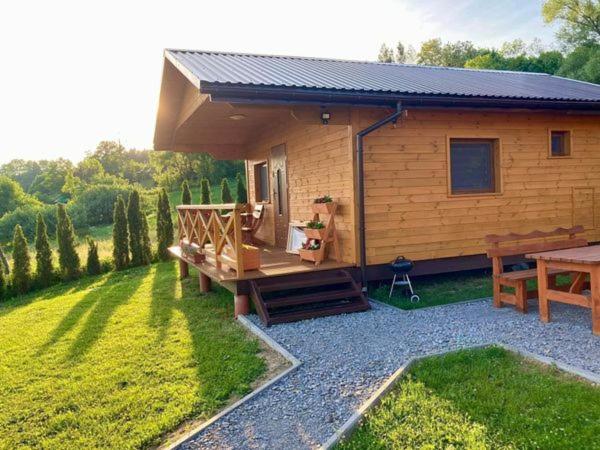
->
[176, 204, 246, 277]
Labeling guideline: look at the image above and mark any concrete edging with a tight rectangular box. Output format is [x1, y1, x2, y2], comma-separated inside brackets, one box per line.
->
[319, 342, 599, 449]
[163, 315, 301, 449]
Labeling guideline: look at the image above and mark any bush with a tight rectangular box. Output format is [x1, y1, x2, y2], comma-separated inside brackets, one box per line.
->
[236, 172, 247, 204]
[200, 178, 211, 204]
[0, 265, 6, 301]
[156, 189, 174, 261]
[0, 204, 57, 243]
[35, 213, 54, 287]
[127, 190, 145, 267]
[181, 180, 192, 205]
[86, 238, 101, 276]
[221, 178, 233, 204]
[69, 184, 132, 228]
[56, 204, 81, 279]
[112, 196, 130, 270]
[12, 225, 31, 294]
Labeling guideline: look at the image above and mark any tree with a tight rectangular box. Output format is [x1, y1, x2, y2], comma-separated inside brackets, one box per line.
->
[141, 214, 153, 264]
[29, 159, 73, 203]
[0, 175, 40, 218]
[0, 263, 6, 301]
[0, 159, 41, 192]
[86, 238, 101, 276]
[112, 195, 130, 270]
[543, 0, 600, 46]
[378, 43, 395, 62]
[417, 38, 445, 65]
[417, 39, 483, 67]
[56, 204, 80, 279]
[200, 178, 211, 204]
[181, 180, 192, 204]
[35, 213, 53, 287]
[61, 169, 84, 199]
[236, 173, 248, 203]
[0, 245, 8, 274]
[156, 189, 174, 261]
[75, 157, 105, 183]
[127, 190, 144, 267]
[220, 178, 233, 204]
[557, 43, 600, 82]
[12, 225, 31, 294]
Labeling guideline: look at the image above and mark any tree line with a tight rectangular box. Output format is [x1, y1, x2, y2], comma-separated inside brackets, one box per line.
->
[377, 0, 600, 84]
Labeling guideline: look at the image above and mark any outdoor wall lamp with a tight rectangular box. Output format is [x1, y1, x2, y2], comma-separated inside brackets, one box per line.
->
[320, 111, 331, 125]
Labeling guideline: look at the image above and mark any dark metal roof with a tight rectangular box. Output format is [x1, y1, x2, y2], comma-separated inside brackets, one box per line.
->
[165, 49, 600, 105]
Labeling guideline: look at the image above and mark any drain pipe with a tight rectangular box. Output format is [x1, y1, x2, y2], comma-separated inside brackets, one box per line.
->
[356, 101, 403, 293]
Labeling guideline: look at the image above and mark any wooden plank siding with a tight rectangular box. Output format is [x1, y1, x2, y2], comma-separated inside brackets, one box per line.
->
[244, 119, 357, 263]
[357, 108, 600, 265]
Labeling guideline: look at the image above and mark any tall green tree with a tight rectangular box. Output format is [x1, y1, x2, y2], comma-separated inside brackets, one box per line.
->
[35, 213, 53, 287]
[156, 189, 174, 261]
[127, 190, 144, 267]
[200, 178, 211, 204]
[181, 180, 192, 204]
[543, 0, 600, 46]
[56, 204, 80, 279]
[557, 43, 600, 82]
[112, 195, 130, 270]
[0, 264, 6, 301]
[141, 214, 153, 264]
[378, 43, 395, 62]
[0, 244, 9, 274]
[220, 178, 233, 204]
[236, 172, 248, 203]
[86, 238, 101, 276]
[12, 225, 31, 294]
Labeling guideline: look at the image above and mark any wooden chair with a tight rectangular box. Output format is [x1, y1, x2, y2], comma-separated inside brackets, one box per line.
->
[242, 204, 264, 244]
[485, 226, 587, 313]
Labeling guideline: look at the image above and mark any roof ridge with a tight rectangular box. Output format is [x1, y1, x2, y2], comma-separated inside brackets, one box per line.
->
[164, 48, 550, 77]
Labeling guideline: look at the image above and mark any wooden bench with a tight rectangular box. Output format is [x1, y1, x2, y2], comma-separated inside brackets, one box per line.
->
[485, 226, 587, 313]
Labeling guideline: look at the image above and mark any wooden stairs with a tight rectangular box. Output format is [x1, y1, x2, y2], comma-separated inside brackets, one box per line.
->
[249, 269, 370, 326]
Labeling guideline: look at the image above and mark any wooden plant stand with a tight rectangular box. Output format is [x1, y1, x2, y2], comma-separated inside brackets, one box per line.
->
[299, 202, 341, 266]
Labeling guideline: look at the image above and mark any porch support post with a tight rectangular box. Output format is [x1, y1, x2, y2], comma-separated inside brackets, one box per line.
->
[234, 294, 250, 318]
[199, 273, 212, 293]
[178, 259, 189, 279]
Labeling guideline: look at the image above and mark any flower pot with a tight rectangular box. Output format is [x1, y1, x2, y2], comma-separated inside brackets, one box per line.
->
[304, 228, 327, 240]
[299, 247, 324, 265]
[311, 202, 335, 214]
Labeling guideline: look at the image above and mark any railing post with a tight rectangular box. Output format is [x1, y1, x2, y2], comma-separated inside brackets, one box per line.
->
[212, 210, 222, 270]
[233, 205, 245, 278]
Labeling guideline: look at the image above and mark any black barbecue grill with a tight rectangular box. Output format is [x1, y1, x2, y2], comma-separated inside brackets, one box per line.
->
[389, 256, 420, 302]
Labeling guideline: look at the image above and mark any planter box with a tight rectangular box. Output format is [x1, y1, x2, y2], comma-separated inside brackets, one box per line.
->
[181, 240, 205, 264]
[299, 247, 324, 264]
[304, 228, 327, 240]
[311, 202, 335, 214]
[223, 244, 261, 271]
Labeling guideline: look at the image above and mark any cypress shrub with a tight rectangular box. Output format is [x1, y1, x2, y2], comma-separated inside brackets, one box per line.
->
[86, 238, 101, 276]
[56, 204, 81, 279]
[0, 265, 6, 301]
[35, 213, 54, 287]
[156, 189, 174, 261]
[200, 178, 211, 204]
[141, 213, 152, 264]
[236, 172, 247, 204]
[221, 178, 233, 204]
[0, 244, 9, 274]
[12, 225, 31, 294]
[181, 180, 192, 205]
[127, 190, 144, 267]
[112, 195, 130, 270]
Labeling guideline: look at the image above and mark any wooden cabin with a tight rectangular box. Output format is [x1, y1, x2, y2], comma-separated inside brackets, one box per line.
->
[154, 50, 600, 324]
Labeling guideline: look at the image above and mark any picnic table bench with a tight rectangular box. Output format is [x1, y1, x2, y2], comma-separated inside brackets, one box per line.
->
[485, 226, 587, 313]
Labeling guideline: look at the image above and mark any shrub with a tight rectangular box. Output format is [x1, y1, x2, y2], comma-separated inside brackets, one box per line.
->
[112, 196, 130, 271]
[200, 178, 211, 204]
[236, 172, 247, 204]
[0, 244, 8, 274]
[127, 190, 144, 267]
[56, 204, 81, 279]
[12, 225, 31, 294]
[69, 184, 132, 227]
[181, 180, 192, 205]
[141, 213, 153, 264]
[156, 189, 174, 261]
[0, 265, 6, 301]
[0, 204, 57, 243]
[220, 178, 233, 204]
[35, 213, 54, 287]
[86, 238, 101, 276]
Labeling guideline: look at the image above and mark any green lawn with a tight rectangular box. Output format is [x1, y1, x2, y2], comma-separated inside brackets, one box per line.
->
[0, 261, 266, 449]
[337, 347, 600, 450]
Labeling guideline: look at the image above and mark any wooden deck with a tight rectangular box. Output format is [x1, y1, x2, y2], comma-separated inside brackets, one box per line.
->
[169, 245, 353, 282]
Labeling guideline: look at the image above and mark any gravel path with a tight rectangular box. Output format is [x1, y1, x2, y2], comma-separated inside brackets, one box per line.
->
[180, 299, 600, 449]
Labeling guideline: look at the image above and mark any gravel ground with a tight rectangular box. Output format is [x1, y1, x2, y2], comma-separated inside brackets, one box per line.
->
[179, 299, 600, 449]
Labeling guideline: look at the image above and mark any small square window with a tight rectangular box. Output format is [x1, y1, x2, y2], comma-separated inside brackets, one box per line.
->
[449, 138, 500, 195]
[253, 162, 269, 202]
[550, 130, 571, 157]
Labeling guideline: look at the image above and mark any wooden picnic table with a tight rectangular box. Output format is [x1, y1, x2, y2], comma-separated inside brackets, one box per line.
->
[527, 245, 600, 336]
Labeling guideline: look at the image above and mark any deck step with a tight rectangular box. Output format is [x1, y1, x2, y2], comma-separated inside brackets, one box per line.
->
[249, 269, 370, 326]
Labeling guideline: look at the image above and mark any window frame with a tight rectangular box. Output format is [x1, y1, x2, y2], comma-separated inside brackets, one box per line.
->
[548, 129, 572, 158]
[446, 136, 502, 198]
[253, 160, 270, 204]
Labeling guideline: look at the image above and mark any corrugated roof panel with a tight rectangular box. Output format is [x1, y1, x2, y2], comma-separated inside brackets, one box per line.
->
[165, 50, 600, 102]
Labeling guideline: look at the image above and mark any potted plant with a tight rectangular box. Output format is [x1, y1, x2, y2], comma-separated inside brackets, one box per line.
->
[312, 195, 336, 214]
[303, 220, 327, 240]
[181, 239, 205, 264]
[299, 240, 324, 264]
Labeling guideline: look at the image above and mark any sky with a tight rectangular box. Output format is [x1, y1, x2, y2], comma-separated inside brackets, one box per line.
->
[0, 0, 558, 165]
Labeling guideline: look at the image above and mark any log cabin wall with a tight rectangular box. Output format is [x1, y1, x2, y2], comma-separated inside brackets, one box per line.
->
[245, 119, 356, 263]
[357, 108, 600, 265]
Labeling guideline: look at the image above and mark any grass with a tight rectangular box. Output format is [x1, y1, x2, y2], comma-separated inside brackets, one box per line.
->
[337, 347, 600, 450]
[0, 261, 266, 449]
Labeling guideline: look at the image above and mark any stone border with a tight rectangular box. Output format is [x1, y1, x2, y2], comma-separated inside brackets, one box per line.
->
[319, 342, 599, 450]
[163, 316, 301, 449]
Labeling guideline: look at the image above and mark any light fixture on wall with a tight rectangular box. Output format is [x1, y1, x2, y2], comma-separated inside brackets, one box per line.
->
[320, 111, 331, 125]
[229, 114, 246, 121]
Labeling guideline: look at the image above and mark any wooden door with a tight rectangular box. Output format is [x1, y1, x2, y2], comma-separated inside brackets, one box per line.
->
[271, 144, 289, 248]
